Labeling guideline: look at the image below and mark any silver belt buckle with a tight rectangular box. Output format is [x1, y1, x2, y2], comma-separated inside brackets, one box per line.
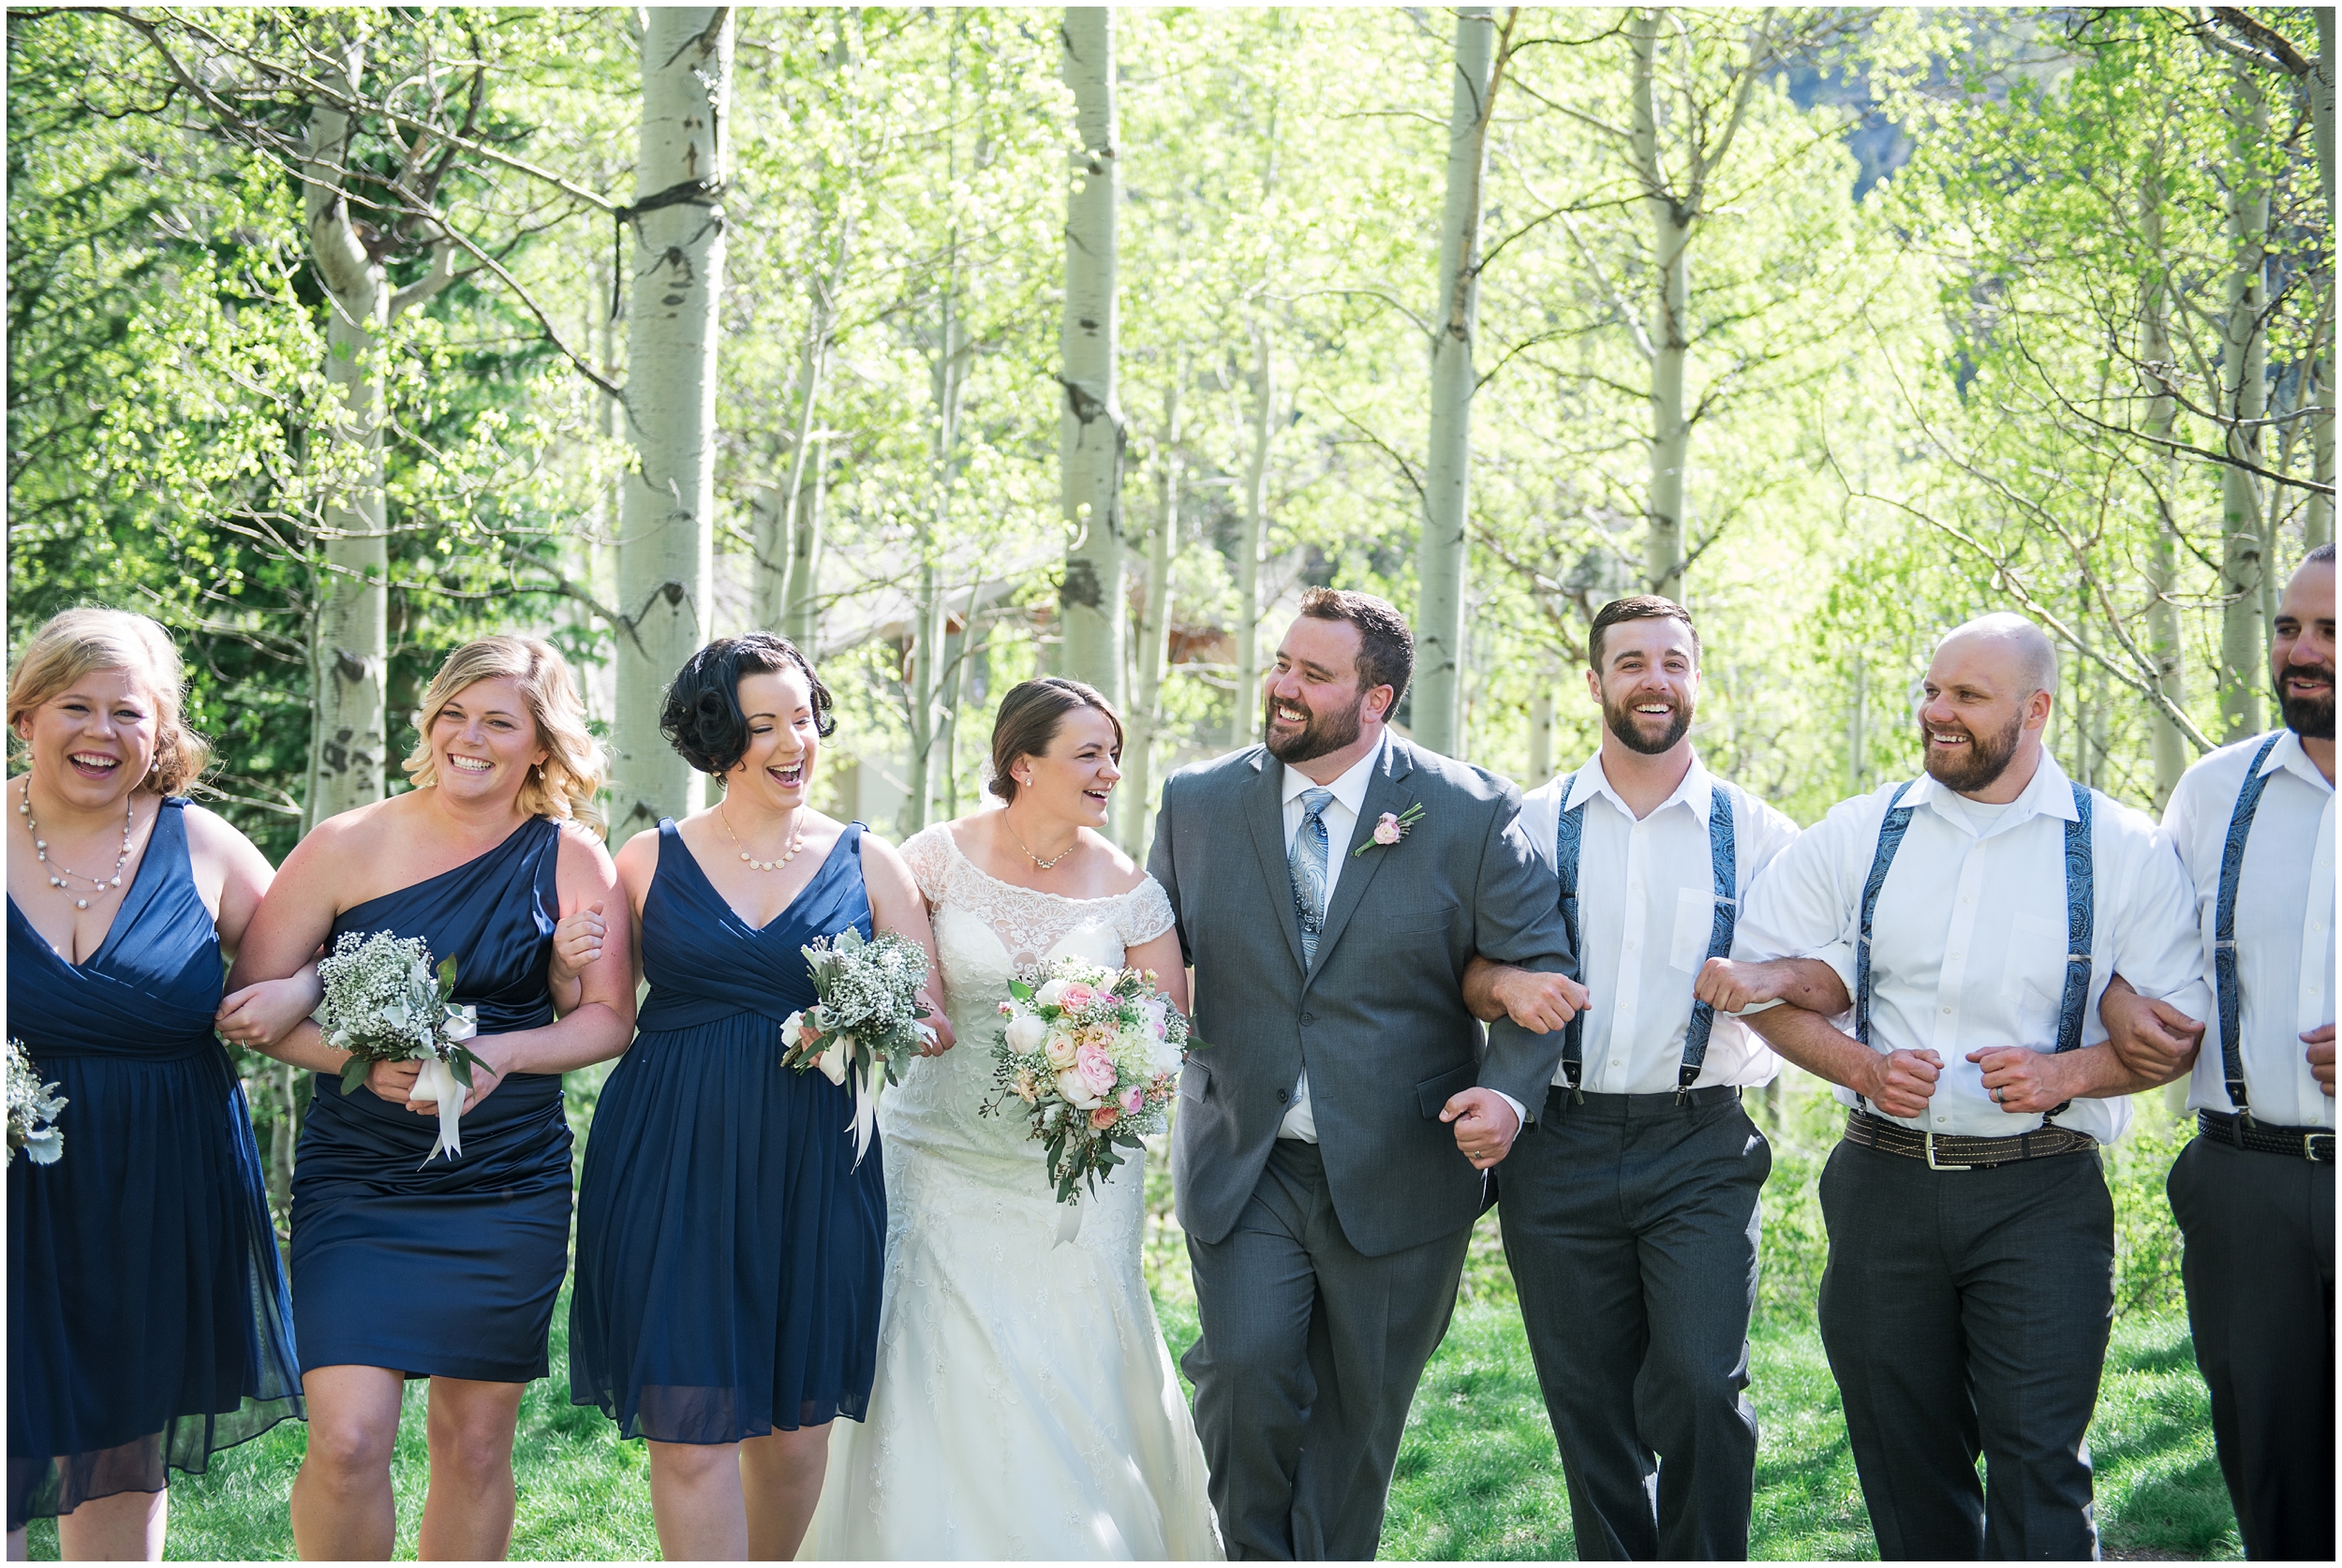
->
[1924, 1131, 1969, 1171]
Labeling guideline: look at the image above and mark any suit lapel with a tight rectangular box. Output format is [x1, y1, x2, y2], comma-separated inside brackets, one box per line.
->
[1244, 748, 1309, 976]
[1307, 739, 1416, 990]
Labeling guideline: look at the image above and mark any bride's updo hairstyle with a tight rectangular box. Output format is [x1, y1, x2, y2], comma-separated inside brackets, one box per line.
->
[986, 677, 1122, 806]
[8, 607, 210, 794]
[403, 635, 608, 837]
[661, 632, 836, 779]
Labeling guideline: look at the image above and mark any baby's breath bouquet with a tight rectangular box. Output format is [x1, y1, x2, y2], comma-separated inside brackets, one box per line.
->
[780, 927, 935, 1165]
[319, 930, 482, 1163]
[7, 1038, 67, 1166]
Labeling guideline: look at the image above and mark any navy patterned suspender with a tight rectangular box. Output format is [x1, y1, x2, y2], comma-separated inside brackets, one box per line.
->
[2214, 734, 2286, 1124]
[1551, 777, 1738, 1104]
[1855, 780, 2096, 1114]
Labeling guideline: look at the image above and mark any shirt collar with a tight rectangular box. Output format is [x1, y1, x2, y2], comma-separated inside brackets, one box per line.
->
[1564, 747, 1714, 824]
[1894, 747, 2079, 831]
[1282, 732, 1386, 816]
[2264, 728, 2336, 794]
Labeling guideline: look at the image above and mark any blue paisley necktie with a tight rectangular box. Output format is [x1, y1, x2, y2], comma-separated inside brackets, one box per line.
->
[1290, 787, 1334, 966]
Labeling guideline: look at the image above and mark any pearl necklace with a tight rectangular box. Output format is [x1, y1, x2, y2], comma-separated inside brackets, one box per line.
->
[720, 802, 806, 872]
[20, 778, 134, 910]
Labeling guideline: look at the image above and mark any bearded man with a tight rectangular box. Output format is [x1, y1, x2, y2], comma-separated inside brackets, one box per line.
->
[1715, 612, 2208, 1560]
[1460, 596, 1829, 1559]
[1148, 586, 1578, 1559]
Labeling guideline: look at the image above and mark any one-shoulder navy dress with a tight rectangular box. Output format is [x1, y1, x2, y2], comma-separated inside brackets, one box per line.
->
[569, 821, 887, 1443]
[7, 797, 304, 1531]
[290, 816, 571, 1383]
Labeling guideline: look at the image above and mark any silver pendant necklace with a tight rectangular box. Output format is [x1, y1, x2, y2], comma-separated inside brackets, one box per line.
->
[20, 778, 135, 910]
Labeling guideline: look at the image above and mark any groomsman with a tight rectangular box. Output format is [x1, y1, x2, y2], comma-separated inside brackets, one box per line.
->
[1464, 597, 1832, 1560]
[2119, 544, 2333, 1561]
[1724, 612, 2208, 1561]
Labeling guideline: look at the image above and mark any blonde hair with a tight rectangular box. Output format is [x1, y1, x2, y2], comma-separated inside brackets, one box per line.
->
[402, 635, 607, 838]
[7, 608, 211, 795]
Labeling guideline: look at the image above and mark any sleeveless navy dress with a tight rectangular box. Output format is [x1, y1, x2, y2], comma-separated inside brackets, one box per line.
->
[290, 817, 571, 1383]
[570, 821, 887, 1442]
[7, 798, 303, 1531]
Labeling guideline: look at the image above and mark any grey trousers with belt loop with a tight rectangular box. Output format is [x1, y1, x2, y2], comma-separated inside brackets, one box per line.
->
[1498, 1084, 1771, 1561]
[1816, 1134, 2114, 1561]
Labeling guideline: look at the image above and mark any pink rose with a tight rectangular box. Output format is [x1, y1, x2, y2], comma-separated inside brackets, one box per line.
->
[997, 1000, 1015, 1017]
[1372, 812, 1402, 846]
[1060, 982, 1098, 1010]
[1089, 1105, 1119, 1130]
[1119, 1086, 1144, 1116]
[1075, 1042, 1119, 1097]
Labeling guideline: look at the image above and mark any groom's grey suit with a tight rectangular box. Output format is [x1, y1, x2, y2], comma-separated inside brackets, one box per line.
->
[1150, 735, 1575, 1560]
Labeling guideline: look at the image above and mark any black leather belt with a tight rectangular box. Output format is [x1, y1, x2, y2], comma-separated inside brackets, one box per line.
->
[2199, 1108, 2335, 1162]
[1842, 1108, 2097, 1170]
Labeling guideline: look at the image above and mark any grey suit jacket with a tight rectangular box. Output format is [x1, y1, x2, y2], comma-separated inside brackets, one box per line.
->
[1149, 736, 1576, 1258]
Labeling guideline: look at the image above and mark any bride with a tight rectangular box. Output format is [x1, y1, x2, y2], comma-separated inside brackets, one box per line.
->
[802, 678, 1221, 1561]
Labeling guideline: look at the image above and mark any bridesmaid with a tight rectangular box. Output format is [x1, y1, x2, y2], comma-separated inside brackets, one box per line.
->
[7, 608, 312, 1561]
[568, 633, 952, 1561]
[227, 635, 634, 1561]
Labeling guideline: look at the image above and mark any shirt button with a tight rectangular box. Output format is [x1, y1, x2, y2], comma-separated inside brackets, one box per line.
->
[1935, 1115, 1949, 1124]
[1942, 1006, 1953, 1015]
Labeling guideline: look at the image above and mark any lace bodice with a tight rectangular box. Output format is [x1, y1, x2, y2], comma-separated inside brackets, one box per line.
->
[898, 822, 1175, 970]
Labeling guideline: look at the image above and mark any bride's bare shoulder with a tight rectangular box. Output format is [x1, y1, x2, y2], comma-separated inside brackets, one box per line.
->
[1081, 831, 1149, 896]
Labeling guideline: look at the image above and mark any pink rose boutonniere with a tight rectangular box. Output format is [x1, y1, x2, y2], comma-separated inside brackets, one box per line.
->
[1354, 801, 1427, 857]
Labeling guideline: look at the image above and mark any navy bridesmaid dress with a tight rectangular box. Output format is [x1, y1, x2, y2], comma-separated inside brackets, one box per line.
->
[570, 821, 887, 1443]
[290, 816, 571, 1383]
[7, 797, 304, 1531]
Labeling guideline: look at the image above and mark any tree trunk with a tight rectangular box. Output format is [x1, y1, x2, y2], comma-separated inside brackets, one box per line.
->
[1229, 328, 1274, 747]
[1058, 7, 1125, 713]
[906, 276, 971, 836]
[1527, 664, 1555, 784]
[612, 7, 733, 836]
[786, 442, 825, 655]
[755, 267, 837, 633]
[2312, 9, 2335, 550]
[2141, 154, 2191, 806]
[1630, 8, 1692, 600]
[1128, 374, 1182, 855]
[1846, 651, 1867, 795]
[2217, 60, 2269, 745]
[1416, 6, 1499, 758]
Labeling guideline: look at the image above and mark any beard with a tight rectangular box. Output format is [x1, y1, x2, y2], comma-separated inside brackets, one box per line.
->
[1601, 689, 1693, 756]
[1262, 688, 1366, 765]
[1920, 709, 2026, 793]
[2275, 662, 2336, 741]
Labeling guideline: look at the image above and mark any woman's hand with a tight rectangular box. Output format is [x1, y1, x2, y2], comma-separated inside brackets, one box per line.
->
[550, 901, 606, 987]
[453, 1045, 509, 1115]
[368, 1058, 422, 1104]
[215, 971, 323, 1050]
[917, 996, 956, 1056]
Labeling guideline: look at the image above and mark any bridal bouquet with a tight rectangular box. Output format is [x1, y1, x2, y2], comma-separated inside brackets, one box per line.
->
[320, 930, 482, 1163]
[7, 1038, 67, 1166]
[780, 927, 934, 1165]
[986, 957, 1191, 1205]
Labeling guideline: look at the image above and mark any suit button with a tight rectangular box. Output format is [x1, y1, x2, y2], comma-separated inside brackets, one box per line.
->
[1300, 1013, 1315, 1027]
[1276, 1087, 1291, 1103]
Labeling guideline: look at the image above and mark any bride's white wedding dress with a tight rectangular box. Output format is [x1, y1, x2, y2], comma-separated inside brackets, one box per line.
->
[801, 824, 1223, 1561]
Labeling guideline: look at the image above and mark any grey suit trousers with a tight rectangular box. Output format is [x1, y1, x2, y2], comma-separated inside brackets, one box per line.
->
[1500, 1085, 1769, 1561]
[1816, 1136, 2114, 1561]
[1184, 1139, 1472, 1561]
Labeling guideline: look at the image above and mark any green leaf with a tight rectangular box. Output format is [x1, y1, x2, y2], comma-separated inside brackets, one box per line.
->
[436, 954, 458, 1000]
[339, 1058, 371, 1096]
[1009, 978, 1035, 1001]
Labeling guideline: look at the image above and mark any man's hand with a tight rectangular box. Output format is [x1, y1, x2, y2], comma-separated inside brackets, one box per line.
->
[1695, 958, 1789, 1013]
[1485, 967, 1589, 1034]
[2099, 975, 2206, 1085]
[2306, 1024, 2335, 1097]
[1857, 1048, 1942, 1119]
[1969, 1046, 2086, 1116]
[1441, 1087, 1521, 1170]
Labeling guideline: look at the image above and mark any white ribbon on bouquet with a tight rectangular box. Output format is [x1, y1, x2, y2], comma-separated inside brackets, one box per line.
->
[805, 1022, 938, 1168]
[403, 1006, 479, 1166]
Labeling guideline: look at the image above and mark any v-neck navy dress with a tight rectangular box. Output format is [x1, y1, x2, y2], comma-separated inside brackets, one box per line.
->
[289, 816, 572, 1383]
[7, 797, 303, 1531]
[569, 821, 887, 1443]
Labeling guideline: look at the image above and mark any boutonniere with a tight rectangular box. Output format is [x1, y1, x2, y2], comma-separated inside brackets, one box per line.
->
[1354, 802, 1426, 857]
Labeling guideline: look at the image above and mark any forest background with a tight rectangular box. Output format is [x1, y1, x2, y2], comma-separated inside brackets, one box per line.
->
[6, 4, 2332, 1560]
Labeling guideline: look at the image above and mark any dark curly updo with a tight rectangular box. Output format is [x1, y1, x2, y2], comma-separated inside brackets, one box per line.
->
[660, 633, 836, 777]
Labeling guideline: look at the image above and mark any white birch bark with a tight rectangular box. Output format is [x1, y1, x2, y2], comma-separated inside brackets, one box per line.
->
[2310, 9, 2335, 549]
[1058, 7, 1125, 709]
[2141, 162, 2192, 806]
[612, 7, 732, 836]
[2217, 61, 2269, 744]
[302, 42, 452, 831]
[1416, 6, 1498, 758]
[1127, 374, 1182, 855]
[906, 295, 971, 834]
[1229, 327, 1275, 747]
[786, 444, 825, 655]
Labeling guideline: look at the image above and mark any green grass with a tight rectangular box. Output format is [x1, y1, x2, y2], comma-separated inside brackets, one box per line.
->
[26, 1101, 2235, 1561]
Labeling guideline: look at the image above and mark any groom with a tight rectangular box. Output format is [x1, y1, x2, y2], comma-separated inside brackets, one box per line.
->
[1149, 587, 1581, 1560]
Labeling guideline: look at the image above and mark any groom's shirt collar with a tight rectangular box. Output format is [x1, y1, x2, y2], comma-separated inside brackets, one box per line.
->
[1280, 732, 1386, 820]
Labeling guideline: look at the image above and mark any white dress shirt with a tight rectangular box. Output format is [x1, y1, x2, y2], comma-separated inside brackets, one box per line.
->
[1513, 751, 1798, 1094]
[1276, 737, 1385, 1141]
[2165, 729, 2336, 1129]
[1732, 752, 2210, 1145]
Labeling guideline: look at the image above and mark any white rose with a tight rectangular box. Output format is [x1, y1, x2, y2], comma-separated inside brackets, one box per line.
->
[1035, 979, 1068, 1010]
[1054, 1067, 1104, 1110]
[816, 1042, 850, 1086]
[1149, 1038, 1184, 1076]
[1044, 1031, 1081, 1070]
[781, 1011, 807, 1049]
[443, 1005, 478, 1043]
[1004, 1013, 1049, 1055]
